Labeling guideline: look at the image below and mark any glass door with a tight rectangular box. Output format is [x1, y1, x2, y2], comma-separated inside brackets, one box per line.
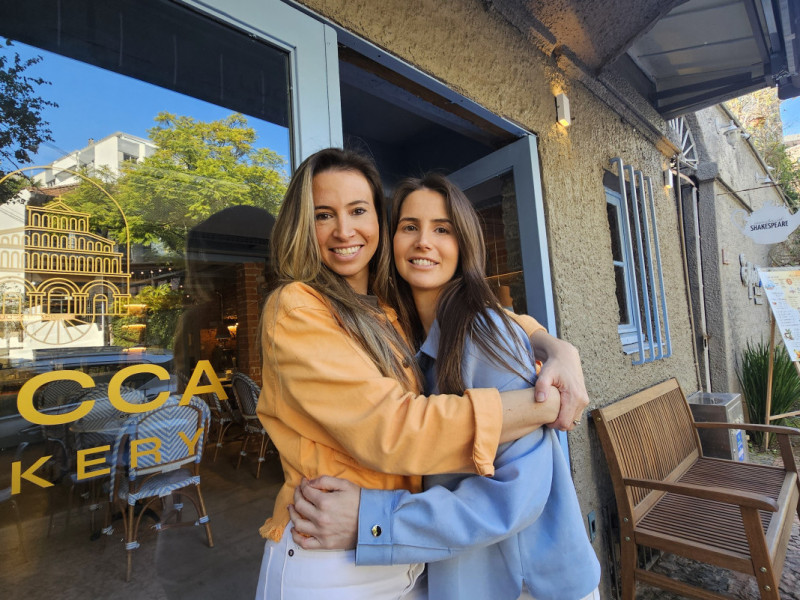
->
[0, 0, 340, 595]
[449, 135, 555, 333]
[449, 136, 569, 460]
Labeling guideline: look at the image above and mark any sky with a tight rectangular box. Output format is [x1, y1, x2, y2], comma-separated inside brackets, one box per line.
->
[4, 41, 291, 173]
[781, 97, 800, 137]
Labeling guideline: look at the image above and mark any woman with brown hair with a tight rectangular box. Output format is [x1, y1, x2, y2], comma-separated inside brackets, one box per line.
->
[289, 173, 600, 600]
[254, 149, 582, 599]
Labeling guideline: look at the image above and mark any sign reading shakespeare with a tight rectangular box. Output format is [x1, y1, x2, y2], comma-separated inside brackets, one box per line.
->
[733, 205, 800, 244]
[758, 267, 800, 361]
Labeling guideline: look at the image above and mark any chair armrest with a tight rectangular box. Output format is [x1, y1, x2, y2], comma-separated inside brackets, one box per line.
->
[622, 477, 779, 512]
[694, 422, 800, 436]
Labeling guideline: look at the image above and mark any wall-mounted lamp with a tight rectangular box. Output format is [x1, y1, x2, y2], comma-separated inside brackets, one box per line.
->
[555, 93, 571, 127]
[716, 119, 740, 135]
[664, 168, 674, 189]
[741, 131, 751, 140]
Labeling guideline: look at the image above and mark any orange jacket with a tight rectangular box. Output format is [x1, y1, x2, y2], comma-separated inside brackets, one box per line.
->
[257, 282, 543, 541]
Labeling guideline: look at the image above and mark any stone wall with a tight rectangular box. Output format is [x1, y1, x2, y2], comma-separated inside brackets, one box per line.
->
[689, 106, 776, 393]
[296, 0, 713, 595]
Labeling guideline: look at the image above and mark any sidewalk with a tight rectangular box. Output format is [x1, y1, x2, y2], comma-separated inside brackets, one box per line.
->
[636, 435, 800, 599]
[636, 517, 799, 599]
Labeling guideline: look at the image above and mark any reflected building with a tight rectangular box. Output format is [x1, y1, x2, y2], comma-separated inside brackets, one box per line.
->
[0, 194, 130, 352]
[32, 132, 156, 188]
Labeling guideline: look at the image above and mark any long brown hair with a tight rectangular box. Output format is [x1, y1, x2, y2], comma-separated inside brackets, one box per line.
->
[268, 148, 418, 390]
[390, 173, 533, 394]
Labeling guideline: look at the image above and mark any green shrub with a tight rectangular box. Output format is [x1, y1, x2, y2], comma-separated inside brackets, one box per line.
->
[736, 339, 800, 447]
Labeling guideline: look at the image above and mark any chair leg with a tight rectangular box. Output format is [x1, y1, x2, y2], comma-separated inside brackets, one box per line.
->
[619, 538, 637, 600]
[212, 421, 224, 463]
[102, 495, 113, 536]
[796, 479, 800, 523]
[11, 499, 27, 561]
[62, 481, 76, 532]
[256, 433, 268, 479]
[46, 485, 58, 536]
[195, 484, 214, 548]
[237, 433, 249, 470]
[125, 503, 135, 582]
[756, 569, 781, 600]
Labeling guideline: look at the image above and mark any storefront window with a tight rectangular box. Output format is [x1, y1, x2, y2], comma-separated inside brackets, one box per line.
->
[0, 0, 302, 593]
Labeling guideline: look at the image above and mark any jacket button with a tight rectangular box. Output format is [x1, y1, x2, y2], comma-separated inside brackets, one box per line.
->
[402, 359, 410, 368]
[371, 524, 382, 537]
[288, 549, 294, 556]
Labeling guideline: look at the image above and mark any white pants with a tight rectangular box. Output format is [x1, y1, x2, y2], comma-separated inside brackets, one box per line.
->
[255, 523, 425, 600]
[520, 584, 601, 600]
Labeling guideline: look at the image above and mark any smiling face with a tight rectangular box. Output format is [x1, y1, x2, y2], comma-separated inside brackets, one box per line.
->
[313, 169, 380, 295]
[393, 188, 460, 301]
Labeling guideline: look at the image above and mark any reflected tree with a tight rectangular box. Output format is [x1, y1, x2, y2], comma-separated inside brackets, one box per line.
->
[0, 39, 58, 201]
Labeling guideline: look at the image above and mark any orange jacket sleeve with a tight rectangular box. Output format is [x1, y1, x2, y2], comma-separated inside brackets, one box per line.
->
[258, 284, 503, 476]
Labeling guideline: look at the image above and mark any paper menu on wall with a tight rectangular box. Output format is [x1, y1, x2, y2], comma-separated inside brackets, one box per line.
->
[758, 267, 800, 361]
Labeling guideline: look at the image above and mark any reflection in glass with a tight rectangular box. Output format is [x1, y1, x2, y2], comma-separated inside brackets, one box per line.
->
[0, 0, 290, 589]
[463, 173, 528, 315]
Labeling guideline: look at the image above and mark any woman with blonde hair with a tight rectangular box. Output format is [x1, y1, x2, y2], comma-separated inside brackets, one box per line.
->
[289, 172, 600, 600]
[255, 149, 584, 599]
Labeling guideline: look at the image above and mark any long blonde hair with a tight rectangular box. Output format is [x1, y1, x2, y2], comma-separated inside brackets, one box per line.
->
[268, 148, 418, 390]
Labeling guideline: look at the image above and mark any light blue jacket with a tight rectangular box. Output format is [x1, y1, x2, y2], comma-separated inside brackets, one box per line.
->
[356, 312, 601, 600]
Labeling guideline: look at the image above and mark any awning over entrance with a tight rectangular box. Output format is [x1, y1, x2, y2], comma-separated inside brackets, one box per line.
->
[492, 0, 800, 119]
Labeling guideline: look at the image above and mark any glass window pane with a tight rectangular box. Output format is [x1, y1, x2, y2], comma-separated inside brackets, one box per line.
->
[606, 201, 624, 262]
[1, 0, 291, 130]
[463, 173, 528, 314]
[0, 0, 291, 591]
[614, 265, 629, 324]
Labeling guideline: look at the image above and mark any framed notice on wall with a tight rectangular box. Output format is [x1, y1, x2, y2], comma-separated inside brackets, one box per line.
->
[758, 267, 800, 361]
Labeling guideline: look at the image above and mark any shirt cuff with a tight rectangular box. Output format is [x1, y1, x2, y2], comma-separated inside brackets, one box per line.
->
[355, 488, 403, 566]
[464, 388, 502, 476]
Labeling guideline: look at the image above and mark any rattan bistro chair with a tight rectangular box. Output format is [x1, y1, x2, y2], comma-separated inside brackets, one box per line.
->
[109, 395, 213, 581]
[201, 388, 240, 462]
[231, 372, 273, 479]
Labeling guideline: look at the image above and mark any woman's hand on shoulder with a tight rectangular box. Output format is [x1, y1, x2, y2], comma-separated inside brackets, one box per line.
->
[530, 332, 589, 431]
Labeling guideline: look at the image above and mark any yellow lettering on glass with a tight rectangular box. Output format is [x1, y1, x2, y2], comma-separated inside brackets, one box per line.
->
[109, 364, 170, 413]
[131, 436, 161, 468]
[12, 456, 54, 494]
[17, 371, 95, 425]
[77, 445, 111, 480]
[178, 427, 203, 454]
[181, 360, 227, 403]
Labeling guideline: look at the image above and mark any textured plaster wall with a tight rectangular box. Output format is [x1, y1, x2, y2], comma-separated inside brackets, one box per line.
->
[690, 107, 775, 393]
[297, 0, 700, 594]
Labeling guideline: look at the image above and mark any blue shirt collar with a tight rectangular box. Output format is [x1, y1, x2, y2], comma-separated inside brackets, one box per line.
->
[418, 319, 441, 360]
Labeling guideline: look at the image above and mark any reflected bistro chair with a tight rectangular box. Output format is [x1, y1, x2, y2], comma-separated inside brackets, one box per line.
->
[110, 395, 213, 581]
[35, 378, 85, 480]
[231, 372, 272, 479]
[47, 384, 146, 536]
[201, 388, 240, 463]
[1, 442, 29, 560]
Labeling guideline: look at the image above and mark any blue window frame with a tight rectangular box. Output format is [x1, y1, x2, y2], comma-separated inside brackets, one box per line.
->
[606, 158, 671, 363]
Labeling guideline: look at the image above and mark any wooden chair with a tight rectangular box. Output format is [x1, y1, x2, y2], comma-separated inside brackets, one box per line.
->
[231, 372, 273, 479]
[593, 378, 800, 600]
